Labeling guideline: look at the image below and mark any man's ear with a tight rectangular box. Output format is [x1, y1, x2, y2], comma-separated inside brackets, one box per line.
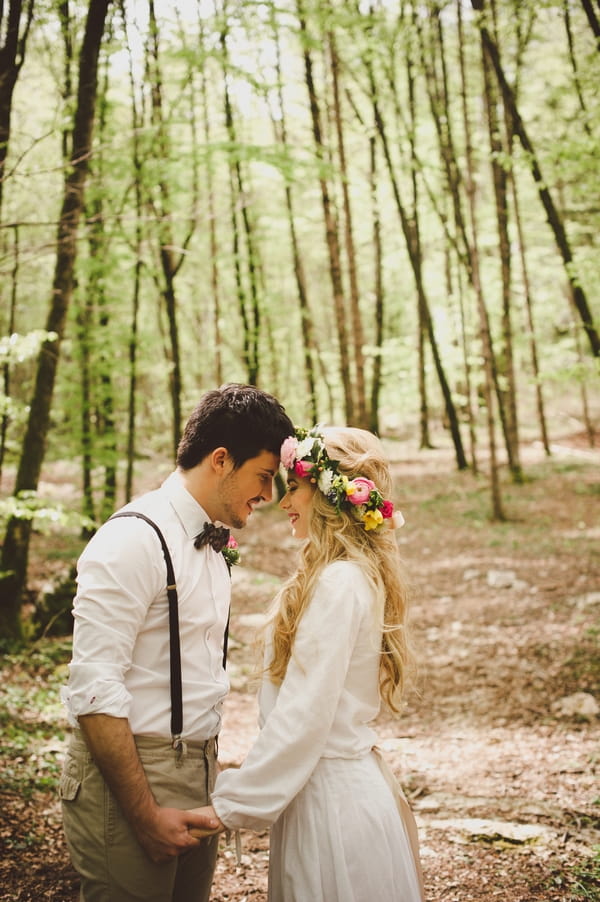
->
[210, 447, 231, 473]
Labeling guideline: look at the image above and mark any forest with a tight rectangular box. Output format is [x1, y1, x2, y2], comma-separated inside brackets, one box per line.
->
[0, 0, 598, 635]
[0, 2, 598, 899]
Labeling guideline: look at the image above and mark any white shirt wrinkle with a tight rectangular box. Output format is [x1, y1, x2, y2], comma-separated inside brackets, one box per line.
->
[61, 470, 231, 740]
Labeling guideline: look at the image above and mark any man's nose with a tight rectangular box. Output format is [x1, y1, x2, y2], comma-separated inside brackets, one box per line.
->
[263, 480, 273, 503]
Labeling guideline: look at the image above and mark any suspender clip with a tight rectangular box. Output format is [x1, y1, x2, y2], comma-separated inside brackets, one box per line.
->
[172, 735, 187, 761]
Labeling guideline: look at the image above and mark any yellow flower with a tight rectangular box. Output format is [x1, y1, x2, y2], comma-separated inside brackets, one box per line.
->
[341, 475, 353, 495]
[363, 509, 383, 531]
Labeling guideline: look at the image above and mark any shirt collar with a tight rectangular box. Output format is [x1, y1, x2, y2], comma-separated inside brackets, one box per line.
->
[161, 470, 211, 541]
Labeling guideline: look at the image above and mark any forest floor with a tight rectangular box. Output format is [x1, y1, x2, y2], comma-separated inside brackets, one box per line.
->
[0, 431, 599, 901]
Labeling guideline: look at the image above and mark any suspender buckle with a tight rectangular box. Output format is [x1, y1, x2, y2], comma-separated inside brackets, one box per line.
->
[172, 735, 187, 761]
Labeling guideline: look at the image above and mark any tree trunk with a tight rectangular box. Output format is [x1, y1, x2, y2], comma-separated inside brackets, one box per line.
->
[458, 0, 504, 517]
[419, 2, 512, 494]
[270, 11, 318, 422]
[328, 29, 368, 428]
[0, 0, 36, 481]
[120, 0, 143, 502]
[297, 0, 354, 423]
[564, 1, 593, 134]
[198, 18, 224, 387]
[147, 0, 184, 453]
[405, 7, 431, 451]
[76, 289, 96, 528]
[0, 226, 19, 485]
[471, 0, 599, 358]
[367, 57, 467, 470]
[0, 0, 111, 639]
[579, 0, 600, 45]
[0, 0, 35, 212]
[368, 134, 384, 437]
[480, 20, 522, 481]
[219, 7, 261, 386]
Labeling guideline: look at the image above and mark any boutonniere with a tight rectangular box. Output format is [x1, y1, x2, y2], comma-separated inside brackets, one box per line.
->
[222, 535, 241, 566]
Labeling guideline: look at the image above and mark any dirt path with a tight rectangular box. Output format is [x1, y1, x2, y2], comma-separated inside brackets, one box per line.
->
[1, 436, 598, 901]
[213, 438, 599, 901]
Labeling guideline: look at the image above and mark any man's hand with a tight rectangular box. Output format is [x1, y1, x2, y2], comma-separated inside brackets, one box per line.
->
[78, 715, 221, 862]
[134, 805, 222, 862]
[186, 805, 225, 839]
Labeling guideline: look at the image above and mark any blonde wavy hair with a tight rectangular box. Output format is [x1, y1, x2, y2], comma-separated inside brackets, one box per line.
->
[266, 426, 415, 714]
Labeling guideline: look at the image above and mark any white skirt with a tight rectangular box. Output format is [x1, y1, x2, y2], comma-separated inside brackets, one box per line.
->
[267, 751, 422, 902]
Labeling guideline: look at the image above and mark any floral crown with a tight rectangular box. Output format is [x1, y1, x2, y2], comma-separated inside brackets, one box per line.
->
[280, 427, 404, 532]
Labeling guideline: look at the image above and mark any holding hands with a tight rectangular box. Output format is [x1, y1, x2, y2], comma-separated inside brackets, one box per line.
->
[186, 805, 225, 839]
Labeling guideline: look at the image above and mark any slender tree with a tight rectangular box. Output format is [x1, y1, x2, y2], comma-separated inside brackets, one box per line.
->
[471, 0, 599, 359]
[119, 0, 144, 502]
[479, 4, 522, 481]
[368, 132, 384, 436]
[328, 26, 368, 427]
[0, 225, 19, 483]
[0, 0, 111, 639]
[579, 0, 600, 46]
[268, 5, 318, 421]
[197, 14, 224, 387]
[219, 0, 262, 386]
[0, 0, 35, 213]
[363, 7, 467, 470]
[145, 0, 190, 452]
[297, 0, 354, 423]
[457, 0, 505, 517]
[0, 0, 35, 480]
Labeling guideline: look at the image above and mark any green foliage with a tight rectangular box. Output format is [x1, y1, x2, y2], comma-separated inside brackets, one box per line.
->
[0, 638, 71, 798]
[547, 847, 600, 900]
[0, 330, 58, 365]
[0, 491, 95, 535]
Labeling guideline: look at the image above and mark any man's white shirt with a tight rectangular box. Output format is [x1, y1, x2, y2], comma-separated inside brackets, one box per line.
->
[62, 470, 231, 740]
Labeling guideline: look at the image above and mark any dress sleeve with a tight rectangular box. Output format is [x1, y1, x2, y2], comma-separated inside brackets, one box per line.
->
[60, 518, 165, 725]
[211, 562, 369, 830]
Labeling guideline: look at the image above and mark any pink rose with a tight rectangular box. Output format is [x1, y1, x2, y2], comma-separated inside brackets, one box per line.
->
[294, 459, 313, 478]
[347, 477, 376, 505]
[280, 436, 298, 470]
[380, 499, 394, 519]
[226, 535, 238, 550]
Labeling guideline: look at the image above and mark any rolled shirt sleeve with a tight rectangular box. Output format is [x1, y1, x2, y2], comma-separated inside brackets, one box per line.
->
[61, 517, 165, 726]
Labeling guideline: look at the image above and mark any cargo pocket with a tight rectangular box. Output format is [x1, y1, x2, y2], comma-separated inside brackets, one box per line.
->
[59, 754, 83, 801]
[59, 773, 81, 801]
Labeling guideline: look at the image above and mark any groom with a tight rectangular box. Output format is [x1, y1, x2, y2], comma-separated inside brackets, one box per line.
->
[60, 383, 294, 902]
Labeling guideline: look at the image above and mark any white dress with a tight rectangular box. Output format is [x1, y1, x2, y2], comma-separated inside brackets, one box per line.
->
[211, 560, 422, 902]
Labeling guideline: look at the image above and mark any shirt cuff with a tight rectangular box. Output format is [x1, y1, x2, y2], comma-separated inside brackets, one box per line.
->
[61, 679, 132, 726]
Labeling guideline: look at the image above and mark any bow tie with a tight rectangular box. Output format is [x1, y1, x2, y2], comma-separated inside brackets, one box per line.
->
[194, 522, 230, 553]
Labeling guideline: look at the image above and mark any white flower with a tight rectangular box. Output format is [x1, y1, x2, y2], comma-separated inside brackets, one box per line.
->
[318, 468, 335, 495]
[296, 436, 318, 459]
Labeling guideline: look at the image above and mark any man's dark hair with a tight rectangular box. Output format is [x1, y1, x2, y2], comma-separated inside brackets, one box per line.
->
[176, 383, 294, 470]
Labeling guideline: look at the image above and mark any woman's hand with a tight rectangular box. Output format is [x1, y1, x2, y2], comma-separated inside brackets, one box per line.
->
[186, 805, 225, 839]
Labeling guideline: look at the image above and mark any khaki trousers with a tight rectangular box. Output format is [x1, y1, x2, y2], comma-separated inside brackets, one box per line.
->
[60, 732, 219, 902]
